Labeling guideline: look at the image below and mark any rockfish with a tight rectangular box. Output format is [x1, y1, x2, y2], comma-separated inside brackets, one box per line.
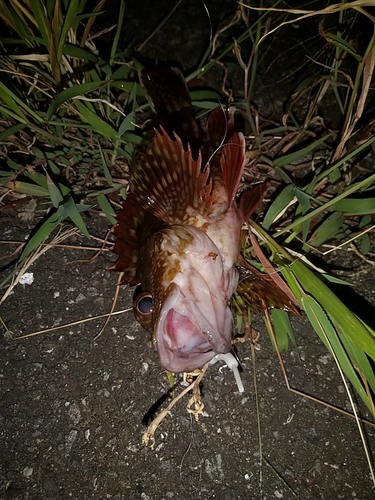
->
[111, 67, 298, 374]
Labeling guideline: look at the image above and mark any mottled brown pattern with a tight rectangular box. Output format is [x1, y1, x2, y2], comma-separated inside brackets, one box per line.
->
[111, 66, 298, 372]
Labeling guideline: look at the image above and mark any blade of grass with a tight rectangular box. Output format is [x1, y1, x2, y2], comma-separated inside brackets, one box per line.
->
[109, 0, 125, 66]
[332, 197, 375, 215]
[272, 134, 330, 168]
[0, 124, 27, 141]
[302, 294, 374, 414]
[56, 0, 81, 62]
[276, 172, 375, 237]
[97, 193, 117, 225]
[46, 81, 110, 120]
[58, 196, 90, 238]
[5, 181, 49, 197]
[74, 100, 117, 139]
[263, 184, 295, 229]
[0, 81, 44, 124]
[270, 308, 296, 352]
[19, 211, 62, 261]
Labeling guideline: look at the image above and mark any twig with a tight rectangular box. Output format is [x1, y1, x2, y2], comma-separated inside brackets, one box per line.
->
[6, 307, 132, 340]
[142, 363, 209, 449]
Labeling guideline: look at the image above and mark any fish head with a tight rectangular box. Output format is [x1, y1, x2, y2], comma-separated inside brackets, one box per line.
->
[134, 225, 238, 373]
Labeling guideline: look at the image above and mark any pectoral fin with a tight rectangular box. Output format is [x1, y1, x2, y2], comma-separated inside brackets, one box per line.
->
[109, 193, 146, 285]
[234, 262, 301, 315]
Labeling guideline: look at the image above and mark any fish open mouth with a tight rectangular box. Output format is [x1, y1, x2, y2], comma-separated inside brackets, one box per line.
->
[166, 309, 216, 354]
[155, 284, 232, 373]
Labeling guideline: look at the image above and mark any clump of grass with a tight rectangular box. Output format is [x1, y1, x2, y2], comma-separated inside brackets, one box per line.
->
[223, 2, 375, 418]
[0, 0, 146, 261]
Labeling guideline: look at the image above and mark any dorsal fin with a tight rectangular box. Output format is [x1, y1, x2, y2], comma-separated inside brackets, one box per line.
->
[220, 131, 246, 207]
[131, 128, 212, 225]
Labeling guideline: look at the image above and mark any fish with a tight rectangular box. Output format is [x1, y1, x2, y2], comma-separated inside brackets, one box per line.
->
[110, 67, 299, 374]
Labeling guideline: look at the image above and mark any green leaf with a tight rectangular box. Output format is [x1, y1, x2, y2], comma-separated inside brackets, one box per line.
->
[118, 111, 135, 138]
[20, 211, 62, 261]
[74, 100, 117, 140]
[190, 89, 219, 101]
[29, 0, 50, 49]
[294, 188, 313, 241]
[97, 193, 117, 224]
[263, 184, 295, 230]
[294, 75, 319, 93]
[60, 196, 90, 238]
[332, 197, 375, 216]
[250, 220, 375, 362]
[338, 327, 375, 395]
[121, 132, 145, 145]
[301, 295, 373, 413]
[270, 308, 296, 352]
[62, 43, 98, 62]
[308, 212, 344, 247]
[111, 81, 145, 95]
[276, 172, 375, 237]
[109, 0, 125, 65]
[24, 171, 48, 189]
[6, 181, 49, 197]
[290, 260, 375, 361]
[273, 134, 330, 168]
[316, 136, 375, 183]
[7, 160, 23, 170]
[359, 233, 371, 254]
[324, 32, 362, 62]
[47, 159, 60, 175]
[0, 124, 26, 142]
[0, 84, 28, 121]
[0, 81, 43, 124]
[98, 141, 113, 185]
[47, 81, 109, 120]
[192, 101, 221, 110]
[57, 0, 81, 61]
[274, 166, 293, 184]
[45, 171, 63, 208]
[111, 65, 131, 80]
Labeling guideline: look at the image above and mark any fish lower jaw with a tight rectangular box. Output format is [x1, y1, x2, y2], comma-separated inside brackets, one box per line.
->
[156, 308, 231, 373]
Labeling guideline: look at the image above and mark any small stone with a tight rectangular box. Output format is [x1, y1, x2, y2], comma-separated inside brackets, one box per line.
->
[22, 466, 33, 477]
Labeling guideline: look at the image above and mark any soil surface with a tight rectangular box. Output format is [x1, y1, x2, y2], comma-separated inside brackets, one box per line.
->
[1, 1, 375, 499]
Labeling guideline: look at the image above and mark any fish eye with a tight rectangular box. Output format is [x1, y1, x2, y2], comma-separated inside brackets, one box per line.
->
[136, 293, 153, 314]
[133, 291, 153, 328]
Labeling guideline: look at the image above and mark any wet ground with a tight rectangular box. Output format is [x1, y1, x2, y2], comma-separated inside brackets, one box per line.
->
[1, 1, 375, 499]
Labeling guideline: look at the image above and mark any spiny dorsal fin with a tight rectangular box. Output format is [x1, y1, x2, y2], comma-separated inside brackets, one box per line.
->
[131, 128, 212, 225]
[220, 131, 246, 208]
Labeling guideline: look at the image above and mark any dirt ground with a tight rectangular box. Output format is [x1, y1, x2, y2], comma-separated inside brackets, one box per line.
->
[1, 1, 375, 499]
